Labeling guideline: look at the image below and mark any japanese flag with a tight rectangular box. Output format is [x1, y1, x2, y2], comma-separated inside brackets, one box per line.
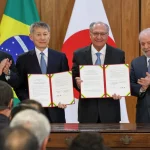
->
[62, 0, 129, 123]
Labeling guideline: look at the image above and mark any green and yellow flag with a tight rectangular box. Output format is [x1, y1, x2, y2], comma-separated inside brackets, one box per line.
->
[0, 0, 40, 106]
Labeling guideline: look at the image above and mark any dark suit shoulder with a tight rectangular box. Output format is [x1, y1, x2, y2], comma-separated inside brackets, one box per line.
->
[0, 51, 13, 60]
[131, 55, 146, 63]
[74, 45, 91, 54]
[48, 48, 66, 56]
[106, 44, 124, 54]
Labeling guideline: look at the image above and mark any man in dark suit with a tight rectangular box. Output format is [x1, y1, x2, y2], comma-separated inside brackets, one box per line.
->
[0, 81, 13, 130]
[15, 22, 69, 123]
[0, 51, 18, 88]
[72, 21, 125, 123]
[130, 28, 150, 123]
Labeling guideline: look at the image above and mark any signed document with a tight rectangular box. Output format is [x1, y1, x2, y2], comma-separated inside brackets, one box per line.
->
[80, 64, 130, 98]
[28, 71, 74, 107]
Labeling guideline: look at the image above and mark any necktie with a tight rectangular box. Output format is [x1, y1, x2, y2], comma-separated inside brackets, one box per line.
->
[40, 52, 47, 74]
[95, 53, 101, 65]
[148, 59, 150, 73]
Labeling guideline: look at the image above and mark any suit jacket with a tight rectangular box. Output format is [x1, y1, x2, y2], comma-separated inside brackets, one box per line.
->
[0, 51, 18, 88]
[130, 55, 150, 123]
[0, 114, 10, 131]
[72, 44, 125, 123]
[15, 48, 69, 123]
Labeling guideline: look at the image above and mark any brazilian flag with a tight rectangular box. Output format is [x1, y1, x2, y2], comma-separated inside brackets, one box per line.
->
[0, 0, 40, 106]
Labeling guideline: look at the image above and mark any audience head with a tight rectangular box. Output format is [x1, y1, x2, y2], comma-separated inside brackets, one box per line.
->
[89, 21, 109, 51]
[69, 132, 107, 150]
[21, 99, 45, 114]
[0, 81, 13, 116]
[139, 28, 150, 57]
[29, 21, 50, 51]
[11, 99, 45, 119]
[10, 109, 50, 150]
[0, 126, 39, 150]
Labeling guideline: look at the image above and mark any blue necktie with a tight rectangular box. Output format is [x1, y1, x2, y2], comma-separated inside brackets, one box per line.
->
[148, 59, 150, 73]
[95, 53, 101, 65]
[40, 52, 47, 74]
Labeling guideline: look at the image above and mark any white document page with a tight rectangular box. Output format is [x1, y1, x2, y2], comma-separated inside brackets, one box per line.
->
[28, 74, 51, 107]
[51, 71, 74, 106]
[105, 64, 130, 97]
[80, 65, 104, 98]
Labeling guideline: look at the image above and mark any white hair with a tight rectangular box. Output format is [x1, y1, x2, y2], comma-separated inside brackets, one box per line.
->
[139, 28, 150, 40]
[10, 109, 50, 147]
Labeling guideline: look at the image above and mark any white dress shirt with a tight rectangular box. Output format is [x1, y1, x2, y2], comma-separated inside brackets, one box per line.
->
[91, 44, 106, 65]
[35, 47, 48, 66]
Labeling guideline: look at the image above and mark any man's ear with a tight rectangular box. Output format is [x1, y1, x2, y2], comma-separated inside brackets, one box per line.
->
[41, 136, 49, 150]
[8, 99, 13, 109]
[29, 34, 33, 41]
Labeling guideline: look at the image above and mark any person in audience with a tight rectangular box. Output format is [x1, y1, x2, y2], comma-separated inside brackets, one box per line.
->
[15, 21, 69, 123]
[0, 126, 39, 150]
[0, 51, 19, 88]
[11, 99, 46, 119]
[0, 81, 13, 129]
[10, 109, 50, 150]
[21, 99, 46, 115]
[69, 132, 109, 150]
[130, 28, 150, 123]
[72, 21, 125, 123]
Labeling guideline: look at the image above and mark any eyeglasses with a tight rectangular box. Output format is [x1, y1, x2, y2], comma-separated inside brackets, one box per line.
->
[91, 32, 108, 37]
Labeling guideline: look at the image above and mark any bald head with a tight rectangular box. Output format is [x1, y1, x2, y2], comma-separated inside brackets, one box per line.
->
[0, 127, 39, 150]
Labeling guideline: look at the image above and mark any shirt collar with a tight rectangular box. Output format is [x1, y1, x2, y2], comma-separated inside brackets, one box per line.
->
[35, 47, 48, 57]
[91, 44, 106, 55]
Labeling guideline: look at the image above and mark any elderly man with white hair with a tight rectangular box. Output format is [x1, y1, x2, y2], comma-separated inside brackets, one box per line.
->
[130, 28, 150, 123]
[10, 109, 50, 150]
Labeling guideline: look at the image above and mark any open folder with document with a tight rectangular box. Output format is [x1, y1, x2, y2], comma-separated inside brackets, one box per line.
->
[28, 71, 74, 107]
[80, 64, 130, 98]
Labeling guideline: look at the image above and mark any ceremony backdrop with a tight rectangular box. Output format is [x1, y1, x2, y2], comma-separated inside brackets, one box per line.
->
[1, 0, 150, 123]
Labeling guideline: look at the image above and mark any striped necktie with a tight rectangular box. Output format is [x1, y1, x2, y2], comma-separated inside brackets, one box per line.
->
[40, 52, 47, 74]
[95, 53, 101, 65]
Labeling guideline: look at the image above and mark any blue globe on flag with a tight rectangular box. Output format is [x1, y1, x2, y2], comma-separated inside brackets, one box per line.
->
[0, 35, 35, 63]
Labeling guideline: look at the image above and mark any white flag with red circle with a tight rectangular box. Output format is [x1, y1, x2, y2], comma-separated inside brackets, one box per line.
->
[62, 0, 129, 123]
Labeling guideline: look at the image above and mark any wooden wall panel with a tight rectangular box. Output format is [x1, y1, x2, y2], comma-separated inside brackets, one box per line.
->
[102, 0, 122, 48]
[0, 0, 142, 123]
[141, 0, 150, 30]
[122, 0, 139, 123]
[40, 0, 74, 51]
[141, 0, 150, 55]
[0, 0, 6, 20]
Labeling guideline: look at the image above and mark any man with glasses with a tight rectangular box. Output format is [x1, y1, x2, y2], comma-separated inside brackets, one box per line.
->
[72, 21, 125, 123]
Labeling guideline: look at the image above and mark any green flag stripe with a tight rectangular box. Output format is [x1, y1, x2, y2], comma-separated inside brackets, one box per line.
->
[4, 0, 40, 25]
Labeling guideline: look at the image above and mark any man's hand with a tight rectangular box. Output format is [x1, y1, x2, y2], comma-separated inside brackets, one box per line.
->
[112, 93, 121, 100]
[0, 58, 9, 75]
[138, 77, 150, 91]
[58, 102, 67, 109]
[75, 77, 83, 89]
[3, 60, 12, 75]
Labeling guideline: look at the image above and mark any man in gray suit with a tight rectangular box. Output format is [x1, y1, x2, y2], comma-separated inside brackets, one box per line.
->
[72, 21, 125, 123]
[130, 28, 150, 123]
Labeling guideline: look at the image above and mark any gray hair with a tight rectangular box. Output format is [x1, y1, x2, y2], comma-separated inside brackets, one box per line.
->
[89, 21, 109, 33]
[10, 109, 50, 147]
[139, 28, 150, 40]
[30, 21, 50, 33]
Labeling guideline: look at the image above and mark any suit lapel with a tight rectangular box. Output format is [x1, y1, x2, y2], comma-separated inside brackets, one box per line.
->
[84, 46, 93, 65]
[30, 50, 42, 73]
[47, 49, 53, 73]
[141, 55, 148, 77]
[104, 45, 112, 65]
